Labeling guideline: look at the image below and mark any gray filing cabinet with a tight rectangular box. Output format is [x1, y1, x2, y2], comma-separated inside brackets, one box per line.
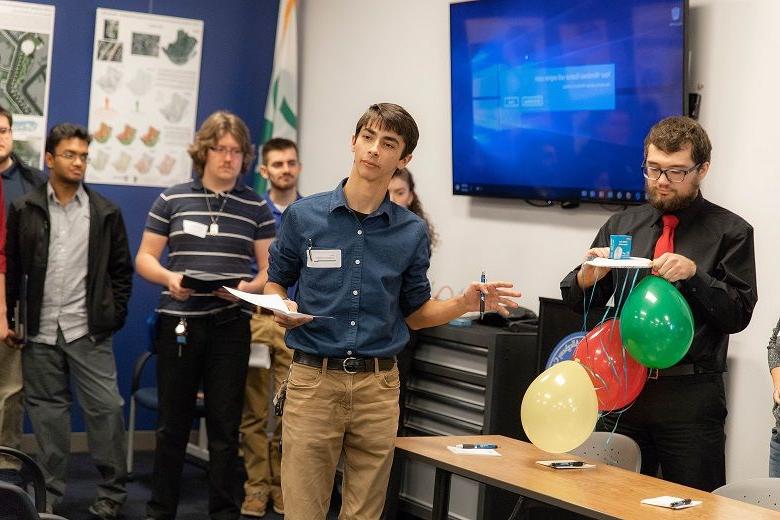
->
[399, 322, 538, 520]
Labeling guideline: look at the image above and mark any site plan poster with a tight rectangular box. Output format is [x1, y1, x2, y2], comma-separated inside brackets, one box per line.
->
[87, 8, 203, 187]
[0, 0, 54, 169]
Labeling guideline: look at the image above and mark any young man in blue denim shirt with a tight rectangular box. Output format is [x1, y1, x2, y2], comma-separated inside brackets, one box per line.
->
[265, 103, 520, 519]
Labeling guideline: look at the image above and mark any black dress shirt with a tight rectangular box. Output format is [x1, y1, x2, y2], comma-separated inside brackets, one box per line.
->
[561, 192, 757, 373]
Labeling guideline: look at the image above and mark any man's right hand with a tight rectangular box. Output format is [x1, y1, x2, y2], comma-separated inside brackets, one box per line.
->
[3, 330, 23, 350]
[576, 247, 611, 289]
[272, 299, 313, 329]
[167, 273, 194, 301]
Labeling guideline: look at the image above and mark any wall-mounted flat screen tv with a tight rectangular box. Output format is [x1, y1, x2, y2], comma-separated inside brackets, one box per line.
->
[450, 0, 688, 204]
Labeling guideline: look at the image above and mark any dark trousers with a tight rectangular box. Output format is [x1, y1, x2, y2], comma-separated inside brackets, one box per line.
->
[601, 372, 727, 491]
[146, 310, 250, 520]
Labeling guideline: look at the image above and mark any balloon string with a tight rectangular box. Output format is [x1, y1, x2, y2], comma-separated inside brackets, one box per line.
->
[583, 266, 601, 332]
[615, 268, 631, 316]
[580, 361, 608, 392]
[599, 284, 616, 326]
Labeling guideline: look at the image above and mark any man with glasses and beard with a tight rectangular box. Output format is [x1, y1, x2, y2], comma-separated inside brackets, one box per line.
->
[560, 116, 757, 492]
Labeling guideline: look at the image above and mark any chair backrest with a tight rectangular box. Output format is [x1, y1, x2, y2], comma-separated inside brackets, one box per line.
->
[0, 446, 48, 512]
[712, 478, 780, 511]
[569, 431, 642, 472]
[0, 481, 40, 520]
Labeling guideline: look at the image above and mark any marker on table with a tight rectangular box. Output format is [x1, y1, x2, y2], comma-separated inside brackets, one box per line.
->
[479, 271, 486, 319]
[455, 443, 498, 449]
[669, 498, 692, 507]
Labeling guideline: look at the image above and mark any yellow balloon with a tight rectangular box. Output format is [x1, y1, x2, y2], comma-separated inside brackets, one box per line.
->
[521, 360, 598, 453]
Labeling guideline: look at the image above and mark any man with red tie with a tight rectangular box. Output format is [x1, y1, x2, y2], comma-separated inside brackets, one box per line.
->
[560, 116, 757, 491]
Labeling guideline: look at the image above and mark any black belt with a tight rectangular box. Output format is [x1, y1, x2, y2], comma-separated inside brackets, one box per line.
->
[293, 350, 395, 374]
[655, 364, 720, 378]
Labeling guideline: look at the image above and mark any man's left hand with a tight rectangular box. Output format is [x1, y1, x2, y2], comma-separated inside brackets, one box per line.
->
[464, 281, 521, 317]
[652, 252, 697, 282]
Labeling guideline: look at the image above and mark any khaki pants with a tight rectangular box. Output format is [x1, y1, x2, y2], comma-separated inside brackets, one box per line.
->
[241, 314, 292, 496]
[281, 360, 400, 520]
[0, 344, 23, 469]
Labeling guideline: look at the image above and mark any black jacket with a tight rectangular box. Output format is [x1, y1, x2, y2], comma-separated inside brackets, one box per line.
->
[6, 183, 133, 341]
[4, 152, 47, 199]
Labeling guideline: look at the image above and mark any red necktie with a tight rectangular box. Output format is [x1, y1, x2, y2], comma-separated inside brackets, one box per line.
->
[653, 214, 679, 259]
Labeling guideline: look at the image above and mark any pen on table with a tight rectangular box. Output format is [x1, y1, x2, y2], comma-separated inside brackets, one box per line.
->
[669, 498, 692, 507]
[479, 270, 486, 319]
[455, 443, 498, 449]
[549, 461, 584, 468]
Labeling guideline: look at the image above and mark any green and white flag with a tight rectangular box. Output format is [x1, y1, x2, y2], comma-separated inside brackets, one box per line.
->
[255, 0, 298, 193]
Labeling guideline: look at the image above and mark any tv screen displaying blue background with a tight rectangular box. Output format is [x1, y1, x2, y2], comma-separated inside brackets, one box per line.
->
[450, 0, 687, 204]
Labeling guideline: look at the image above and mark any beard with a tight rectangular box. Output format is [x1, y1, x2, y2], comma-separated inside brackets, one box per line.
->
[646, 180, 699, 212]
[269, 174, 295, 191]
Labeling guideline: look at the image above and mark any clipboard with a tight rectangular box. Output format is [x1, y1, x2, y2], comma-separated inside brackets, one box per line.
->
[181, 269, 245, 292]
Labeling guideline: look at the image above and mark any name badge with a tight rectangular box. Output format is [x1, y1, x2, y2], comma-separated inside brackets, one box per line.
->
[183, 219, 208, 238]
[307, 249, 342, 268]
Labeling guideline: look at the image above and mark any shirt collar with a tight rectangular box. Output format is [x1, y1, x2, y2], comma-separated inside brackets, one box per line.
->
[264, 189, 302, 210]
[328, 178, 394, 223]
[650, 190, 705, 225]
[0, 157, 16, 179]
[47, 182, 88, 206]
[191, 176, 249, 194]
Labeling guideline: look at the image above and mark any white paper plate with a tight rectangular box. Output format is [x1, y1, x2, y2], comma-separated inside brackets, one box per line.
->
[584, 256, 652, 268]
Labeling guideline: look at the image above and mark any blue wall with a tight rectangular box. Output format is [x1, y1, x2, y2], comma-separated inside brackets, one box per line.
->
[20, 0, 279, 431]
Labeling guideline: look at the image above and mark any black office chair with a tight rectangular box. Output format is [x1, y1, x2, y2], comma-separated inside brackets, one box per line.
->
[0, 446, 68, 520]
[126, 313, 208, 477]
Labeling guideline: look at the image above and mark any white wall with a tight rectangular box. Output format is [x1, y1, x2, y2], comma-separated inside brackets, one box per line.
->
[299, 0, 778, 481]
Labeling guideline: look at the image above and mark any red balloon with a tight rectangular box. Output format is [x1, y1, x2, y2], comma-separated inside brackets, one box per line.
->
[574, 318, 647, 412]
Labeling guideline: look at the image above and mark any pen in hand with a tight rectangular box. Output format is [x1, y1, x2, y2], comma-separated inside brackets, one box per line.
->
[479, 270, 486, 319]
[669, 498, 692, 507]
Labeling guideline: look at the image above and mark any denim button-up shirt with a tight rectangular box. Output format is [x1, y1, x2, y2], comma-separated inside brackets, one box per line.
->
[267, 179, 431, 358]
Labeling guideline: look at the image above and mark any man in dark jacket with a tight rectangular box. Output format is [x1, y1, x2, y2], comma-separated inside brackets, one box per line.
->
[5, 123, 133, 519]
[0, 105, 46, 484]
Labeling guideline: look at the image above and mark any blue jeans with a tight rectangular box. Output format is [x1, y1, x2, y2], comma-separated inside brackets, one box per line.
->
[769, 427, 780, 477]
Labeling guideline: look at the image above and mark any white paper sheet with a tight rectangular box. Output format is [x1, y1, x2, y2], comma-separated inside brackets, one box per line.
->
[224, 287, 334, 319]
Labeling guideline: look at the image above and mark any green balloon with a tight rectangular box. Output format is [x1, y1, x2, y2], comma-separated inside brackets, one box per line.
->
[619, 275, 694, 369]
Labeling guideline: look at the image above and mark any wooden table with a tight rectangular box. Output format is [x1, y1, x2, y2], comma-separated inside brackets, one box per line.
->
[394, 435, 780, 520]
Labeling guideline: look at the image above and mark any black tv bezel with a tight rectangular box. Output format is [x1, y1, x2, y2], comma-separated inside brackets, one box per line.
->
[449, 0, 690, 207]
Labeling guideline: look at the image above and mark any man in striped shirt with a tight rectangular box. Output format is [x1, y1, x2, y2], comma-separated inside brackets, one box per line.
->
[136, 111, 275, 520]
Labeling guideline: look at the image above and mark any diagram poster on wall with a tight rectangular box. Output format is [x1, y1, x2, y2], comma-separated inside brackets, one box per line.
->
[87, 8, 203, 187]
[0, 0, 55, 169]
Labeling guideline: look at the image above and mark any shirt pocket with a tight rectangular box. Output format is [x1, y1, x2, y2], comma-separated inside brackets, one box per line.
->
[301, 251, 344, 293]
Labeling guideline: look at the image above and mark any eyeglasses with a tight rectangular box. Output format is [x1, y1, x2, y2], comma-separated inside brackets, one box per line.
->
[0, 127, 11, 136]
[209, 146, 244, 158]
[642, 163, 700, 183]
[55, 152, 91, 163]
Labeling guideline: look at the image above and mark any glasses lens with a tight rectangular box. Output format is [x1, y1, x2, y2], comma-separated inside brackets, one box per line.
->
[666, 170, 685, 182]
